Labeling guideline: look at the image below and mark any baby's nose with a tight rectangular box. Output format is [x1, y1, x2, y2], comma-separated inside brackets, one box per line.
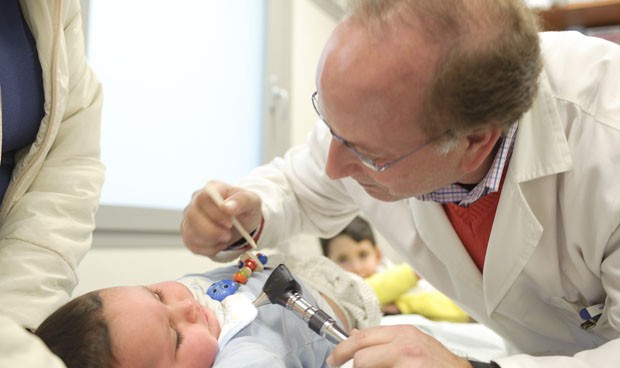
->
[171, 300, 197, 324]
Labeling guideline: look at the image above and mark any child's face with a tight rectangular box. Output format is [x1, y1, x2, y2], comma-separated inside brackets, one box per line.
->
[101, 281, 221, 368]
[327, 235, 381, 278]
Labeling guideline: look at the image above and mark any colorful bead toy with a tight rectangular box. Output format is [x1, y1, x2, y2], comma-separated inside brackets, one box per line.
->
[206, 251, 268, 302]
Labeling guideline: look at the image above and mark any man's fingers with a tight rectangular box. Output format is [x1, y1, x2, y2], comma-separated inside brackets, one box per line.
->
[327, 325, 426, 367]
[327, 327, 391, 366]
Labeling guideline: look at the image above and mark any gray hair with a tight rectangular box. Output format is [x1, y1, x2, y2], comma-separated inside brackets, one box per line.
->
[345, 0, 542, 151]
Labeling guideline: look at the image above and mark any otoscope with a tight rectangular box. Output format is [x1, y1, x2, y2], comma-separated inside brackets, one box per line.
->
[253, 263, 349, 344]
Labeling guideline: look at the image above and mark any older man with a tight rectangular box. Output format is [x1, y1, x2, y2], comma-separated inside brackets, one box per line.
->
[182, 0, 620, 367]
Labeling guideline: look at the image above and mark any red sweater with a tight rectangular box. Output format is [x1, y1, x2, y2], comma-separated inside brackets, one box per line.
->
[442, 173, 506, 272]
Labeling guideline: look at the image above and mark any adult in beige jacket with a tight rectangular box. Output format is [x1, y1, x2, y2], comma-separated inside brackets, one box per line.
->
[0, 0, 104, 366]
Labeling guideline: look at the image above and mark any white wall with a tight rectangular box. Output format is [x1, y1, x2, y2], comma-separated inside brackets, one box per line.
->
[76, 0, 411, 296]
[290, 0, 338, 147]
[75, 0, 340, 296]
[74, 248, 217, 296]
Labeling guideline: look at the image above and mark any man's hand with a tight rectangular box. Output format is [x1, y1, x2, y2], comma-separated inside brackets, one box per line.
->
[327, 325, 473, 368]
[181, 180, 262, 259]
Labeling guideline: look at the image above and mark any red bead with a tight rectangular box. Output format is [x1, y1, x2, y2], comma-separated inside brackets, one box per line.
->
[244, 259, 258, 271]
[234, 272, 248, 284]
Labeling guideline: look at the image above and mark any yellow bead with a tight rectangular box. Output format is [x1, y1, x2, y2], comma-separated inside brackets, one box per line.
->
[239, 266, 252, 278]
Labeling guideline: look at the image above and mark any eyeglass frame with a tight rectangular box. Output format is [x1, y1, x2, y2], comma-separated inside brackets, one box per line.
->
[311, 91, 449, 173]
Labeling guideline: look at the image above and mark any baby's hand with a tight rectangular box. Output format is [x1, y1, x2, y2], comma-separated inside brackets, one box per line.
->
[381, 303, 401, 315]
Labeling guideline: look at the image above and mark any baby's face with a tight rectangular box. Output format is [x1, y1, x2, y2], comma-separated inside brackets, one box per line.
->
[101, 281, 221, 367]
[328, 235, 381, 278]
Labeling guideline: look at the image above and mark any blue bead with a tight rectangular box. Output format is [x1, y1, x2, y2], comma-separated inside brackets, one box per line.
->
[206, 279, 239, 301]
[257, 253, 268, 265]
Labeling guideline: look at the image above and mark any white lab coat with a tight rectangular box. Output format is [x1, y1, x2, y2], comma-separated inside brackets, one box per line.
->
[0, 0, 104, 367]
[237, 32, 620, 367]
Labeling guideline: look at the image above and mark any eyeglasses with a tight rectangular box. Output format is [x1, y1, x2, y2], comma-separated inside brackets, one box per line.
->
[311, 91, 447, 173]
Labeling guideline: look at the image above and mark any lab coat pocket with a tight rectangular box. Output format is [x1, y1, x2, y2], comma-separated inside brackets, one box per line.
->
[549, 296, 613, 344]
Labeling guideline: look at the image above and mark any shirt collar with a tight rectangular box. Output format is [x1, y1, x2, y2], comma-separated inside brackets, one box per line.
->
[416, 122, 518, 206]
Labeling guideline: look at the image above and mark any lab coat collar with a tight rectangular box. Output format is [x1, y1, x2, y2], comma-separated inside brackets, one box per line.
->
[509, 70, 573, 183]
[410, 70, 573, 316]
[482, 70, 573, 314]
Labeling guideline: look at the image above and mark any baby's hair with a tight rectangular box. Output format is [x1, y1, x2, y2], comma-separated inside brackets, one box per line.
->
[35, 291, 116, 368]
[320, 216, 377, 256]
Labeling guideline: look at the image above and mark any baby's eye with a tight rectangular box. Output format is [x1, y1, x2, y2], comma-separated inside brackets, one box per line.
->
[175, 329, 185, 351]
[153, 288, 165, 302]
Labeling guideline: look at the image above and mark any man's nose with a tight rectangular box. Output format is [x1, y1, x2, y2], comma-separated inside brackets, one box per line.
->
[325, 140, 360, 180]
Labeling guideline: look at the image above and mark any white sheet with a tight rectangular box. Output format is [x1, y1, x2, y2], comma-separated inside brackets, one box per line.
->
[341, 314, 509, 367]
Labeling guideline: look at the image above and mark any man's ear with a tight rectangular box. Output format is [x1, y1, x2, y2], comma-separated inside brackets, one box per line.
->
[459, 124, 503, 172]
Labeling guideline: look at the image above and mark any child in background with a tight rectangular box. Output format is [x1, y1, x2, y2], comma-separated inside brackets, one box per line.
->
[320, 216, 469, 322]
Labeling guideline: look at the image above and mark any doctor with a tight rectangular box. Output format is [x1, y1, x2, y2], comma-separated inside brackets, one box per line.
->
[181, 0, 620, 367]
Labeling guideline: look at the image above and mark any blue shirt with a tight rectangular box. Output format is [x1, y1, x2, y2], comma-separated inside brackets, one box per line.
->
[0, 0, 45, 204]
[179, 266, 338, 368]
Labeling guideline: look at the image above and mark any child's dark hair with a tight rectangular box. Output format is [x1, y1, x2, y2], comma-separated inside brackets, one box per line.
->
[320, 216, 376, 256]
[35, 290, 116, 368]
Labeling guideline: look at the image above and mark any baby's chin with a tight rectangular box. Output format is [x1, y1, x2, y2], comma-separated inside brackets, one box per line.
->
[203, 296, 225, 327]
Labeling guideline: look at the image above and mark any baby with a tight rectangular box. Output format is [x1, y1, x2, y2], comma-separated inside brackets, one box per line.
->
[35, 254, 380, 368]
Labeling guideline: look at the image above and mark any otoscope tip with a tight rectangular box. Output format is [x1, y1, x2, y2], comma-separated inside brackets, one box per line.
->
[252, 292, 271, 308]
